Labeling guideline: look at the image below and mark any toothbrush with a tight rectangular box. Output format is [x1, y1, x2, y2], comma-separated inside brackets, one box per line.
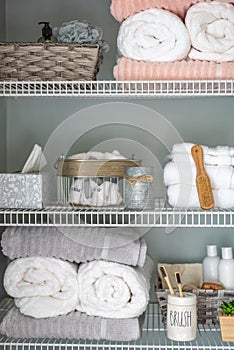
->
[160, 265, 174, 295]
[175, 271, 184, 298]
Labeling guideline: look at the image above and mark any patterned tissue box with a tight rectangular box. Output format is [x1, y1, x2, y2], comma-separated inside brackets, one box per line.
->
[0, 174, 43, 209]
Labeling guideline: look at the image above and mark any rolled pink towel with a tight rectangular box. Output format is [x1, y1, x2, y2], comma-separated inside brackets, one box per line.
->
[110, 0, 234, 22]
[113, 57, 234, 80]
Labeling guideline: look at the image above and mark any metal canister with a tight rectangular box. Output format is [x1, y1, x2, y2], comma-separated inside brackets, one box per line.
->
[124, 166, 154, 210]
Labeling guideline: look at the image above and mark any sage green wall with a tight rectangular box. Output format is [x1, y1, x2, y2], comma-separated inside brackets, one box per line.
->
[3, 0, 234, 275]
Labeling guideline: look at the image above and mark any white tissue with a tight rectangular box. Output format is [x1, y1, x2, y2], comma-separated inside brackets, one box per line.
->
[21, 144, 47, 174]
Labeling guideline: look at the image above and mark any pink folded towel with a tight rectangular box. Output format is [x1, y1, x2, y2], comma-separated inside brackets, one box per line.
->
[110, 0, 234, 22]
[113, 57, 234, 80]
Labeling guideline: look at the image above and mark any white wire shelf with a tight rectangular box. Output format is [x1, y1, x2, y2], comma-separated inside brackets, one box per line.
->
[0, 80, 234, 97]
[0, 299, 232, 350]
[1, 206, 234, 227]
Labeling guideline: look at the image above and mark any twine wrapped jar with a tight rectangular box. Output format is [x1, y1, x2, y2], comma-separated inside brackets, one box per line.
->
[124, 166, 154, 210]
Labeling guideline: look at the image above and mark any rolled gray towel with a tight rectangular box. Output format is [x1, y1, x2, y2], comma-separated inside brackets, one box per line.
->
[0, 306, 144, 341]
[1, 226, 147, 267]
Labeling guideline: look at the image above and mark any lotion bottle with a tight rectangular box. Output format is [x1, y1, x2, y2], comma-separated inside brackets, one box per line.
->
[202, 245, 220, 282]
[218, 247, 234, 289]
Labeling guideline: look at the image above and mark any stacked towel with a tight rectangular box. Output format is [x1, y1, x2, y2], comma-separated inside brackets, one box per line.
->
[110, 0, 234, 23]
[111, 1, 234, 80]
[0, 225, 153, 341]
[3, 257, 79, 318]
[186, 2, 234, 62]
[113, 57, 234, 80]
[165, 143, 234, 208]
[1, 226, 147, 267]
[0, 306, 145, 341]
[117, 8, 191, 62]
[76, 257, 153, 318]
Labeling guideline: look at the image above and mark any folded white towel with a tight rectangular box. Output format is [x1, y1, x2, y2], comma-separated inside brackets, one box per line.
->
[171, 143, 234, 156]
[185, 2, 234, 62]
[117, 8, 191, 62]
[76, 256, 153, 319]
[68, 149, 126, 160]
[164, 161, 234, 189]
[4, 257, 79, 318]
[167, 184, 234, 208]
[169, 152, 234, 166]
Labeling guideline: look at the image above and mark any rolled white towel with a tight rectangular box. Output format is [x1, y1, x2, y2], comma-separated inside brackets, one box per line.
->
[76, 256, 153, 318]
[70, 179, 123, 206]
[185, 1, 234, 62]
[171, 143, 234, 156]
[4, 257, 79, 318]
[117, 8, 191, 62]
[167, 184, 234, 208]
[164, 161, 234, 189]
[169, 152, 234, 166]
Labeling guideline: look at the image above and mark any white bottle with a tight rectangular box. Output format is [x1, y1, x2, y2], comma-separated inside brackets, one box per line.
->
[218, 247, 234, 289]
[202, 245, 220, 282]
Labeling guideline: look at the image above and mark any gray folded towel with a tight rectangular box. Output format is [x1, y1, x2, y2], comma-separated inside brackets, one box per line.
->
[1, 226, 147, 267]
[0, 306, 144, 341]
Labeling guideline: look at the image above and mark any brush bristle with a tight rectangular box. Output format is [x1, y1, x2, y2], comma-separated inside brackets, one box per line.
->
[175, 272, 181, 284]
[160, 266, 167, 278]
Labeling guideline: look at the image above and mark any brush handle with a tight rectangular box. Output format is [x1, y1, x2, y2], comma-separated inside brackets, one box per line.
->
[191, 145, 205, 177]
[191, 145, 214, 210]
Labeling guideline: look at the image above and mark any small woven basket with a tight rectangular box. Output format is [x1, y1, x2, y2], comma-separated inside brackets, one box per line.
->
[0, 43, 102, 81]
[156, 279, 234, 325]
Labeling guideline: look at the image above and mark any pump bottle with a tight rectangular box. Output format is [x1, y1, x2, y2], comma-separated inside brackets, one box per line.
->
[37, 22, 57, 43]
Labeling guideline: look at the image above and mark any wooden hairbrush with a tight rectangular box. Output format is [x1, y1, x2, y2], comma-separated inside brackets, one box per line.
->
[191, 145, 214, 210]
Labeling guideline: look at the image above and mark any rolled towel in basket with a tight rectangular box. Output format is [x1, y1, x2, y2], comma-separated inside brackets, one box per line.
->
[113, 57, 234, 80]
[117, 9, 190, 62]
[76, 256, 154, 318]
[3, 257, 79, 318]
[167, 184, 234, 208]
[164, 161, 234, 189]
[110, 0, 234, 23]
[186, 2, 234, 62]
[1, 226, 147, 267]
[0, 306, 145, 341]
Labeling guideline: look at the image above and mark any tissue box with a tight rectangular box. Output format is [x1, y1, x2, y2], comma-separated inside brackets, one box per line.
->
[0, 173, 43, 209]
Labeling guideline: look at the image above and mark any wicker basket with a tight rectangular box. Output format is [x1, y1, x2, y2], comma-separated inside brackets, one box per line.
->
[0, 43, 102, 81]
[156, 279, 234, 325]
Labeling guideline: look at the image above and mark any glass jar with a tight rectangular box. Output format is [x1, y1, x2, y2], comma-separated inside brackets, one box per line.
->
[124, 166, 154, 210]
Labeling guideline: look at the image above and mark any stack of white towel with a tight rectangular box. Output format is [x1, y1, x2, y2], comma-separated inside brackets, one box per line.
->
[112, 1, 234, 80]
[0, 226, 153, 341]
[164, 142, 234, 208]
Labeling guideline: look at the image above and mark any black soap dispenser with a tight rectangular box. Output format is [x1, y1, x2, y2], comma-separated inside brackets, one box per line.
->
[37, 22, 57, 43]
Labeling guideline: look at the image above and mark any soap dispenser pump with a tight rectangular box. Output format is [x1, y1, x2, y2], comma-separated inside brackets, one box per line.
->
[37, 22, 57, 43]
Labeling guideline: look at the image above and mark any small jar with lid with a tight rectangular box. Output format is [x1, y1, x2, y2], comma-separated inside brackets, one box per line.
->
[167, 293, 197, 341]
[124, 166, 154, 210]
